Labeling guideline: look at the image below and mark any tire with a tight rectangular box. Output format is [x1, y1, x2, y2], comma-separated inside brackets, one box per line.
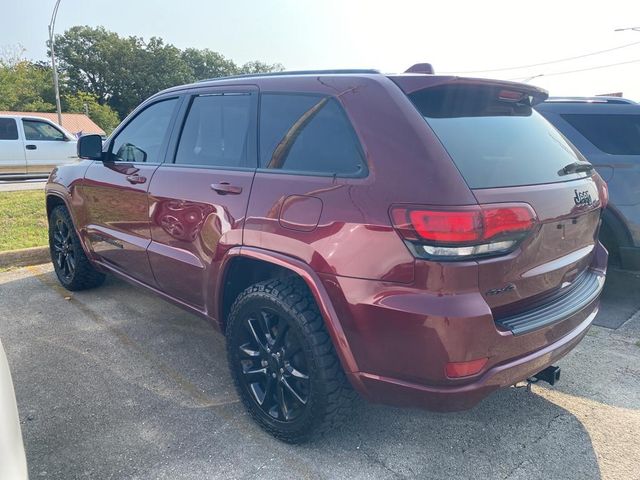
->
[226, 277, 356, 443]
[599, 221, 621, 268]
[49, 205, 105, 291]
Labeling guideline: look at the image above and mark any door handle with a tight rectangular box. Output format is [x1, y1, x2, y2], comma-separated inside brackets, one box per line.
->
[126, 174, 147, 184]
[26, 144, 37, 150]
[211, 182, 242, 195]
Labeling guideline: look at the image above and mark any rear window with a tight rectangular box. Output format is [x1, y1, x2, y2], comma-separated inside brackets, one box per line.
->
[0, 118, 18, 140]
[259, 93, 366, 176]
[561, 114, 640, 155]
[409, 85, 588, 189]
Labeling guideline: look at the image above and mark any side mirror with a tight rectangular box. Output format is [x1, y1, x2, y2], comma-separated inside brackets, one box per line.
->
[77, 134, 103, 160]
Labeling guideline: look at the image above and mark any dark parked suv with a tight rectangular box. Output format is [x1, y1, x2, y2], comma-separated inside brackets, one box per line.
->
[536, 97, 640, 270]
[45, 69, 608, 442]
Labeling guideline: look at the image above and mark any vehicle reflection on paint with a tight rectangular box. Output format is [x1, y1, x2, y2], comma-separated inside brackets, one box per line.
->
[153, 199, 215, 242]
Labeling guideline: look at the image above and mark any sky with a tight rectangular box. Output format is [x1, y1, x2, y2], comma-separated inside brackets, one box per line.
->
[2, 0, 640, 100]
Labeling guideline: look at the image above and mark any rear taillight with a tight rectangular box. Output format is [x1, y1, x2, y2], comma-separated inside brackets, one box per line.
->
[390, 203, 537, 260]
[445, 358, 488, 378]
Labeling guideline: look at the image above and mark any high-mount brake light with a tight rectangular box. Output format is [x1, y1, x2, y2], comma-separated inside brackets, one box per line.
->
[390, 204, 536, 260]
[498, 89, 527, 102]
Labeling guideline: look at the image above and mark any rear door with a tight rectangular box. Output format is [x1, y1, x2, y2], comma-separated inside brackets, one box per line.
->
[147, 86, 258, 311]
[0, 118, 26, 174]
[81, 96, 181, 286]
[21, 118, 77, 174]
[406, 82, 603, 315]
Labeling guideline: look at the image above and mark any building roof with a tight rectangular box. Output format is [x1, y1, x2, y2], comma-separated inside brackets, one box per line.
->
[0, 111, 106, 136]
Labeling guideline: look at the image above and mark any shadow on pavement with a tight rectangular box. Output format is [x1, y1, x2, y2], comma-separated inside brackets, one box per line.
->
[595, 268, 640, 329]
[0, 268, 606, 479]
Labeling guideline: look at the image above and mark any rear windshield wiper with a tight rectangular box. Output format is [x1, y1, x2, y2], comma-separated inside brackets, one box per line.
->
[558, 162, 594, 176]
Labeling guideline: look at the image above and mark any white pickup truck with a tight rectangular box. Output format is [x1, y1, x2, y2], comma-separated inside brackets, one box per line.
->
[0, 114, 78, 177]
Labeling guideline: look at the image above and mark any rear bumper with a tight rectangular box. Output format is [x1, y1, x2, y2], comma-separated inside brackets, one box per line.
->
[323, 242, 607, 411]
[353, 306, 597, 411]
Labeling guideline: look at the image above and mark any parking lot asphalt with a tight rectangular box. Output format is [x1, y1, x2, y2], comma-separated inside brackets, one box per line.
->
[0, 264, 639, 480]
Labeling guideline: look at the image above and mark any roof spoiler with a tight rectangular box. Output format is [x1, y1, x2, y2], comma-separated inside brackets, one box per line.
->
[391, 75, 549, 105]
[405, 63, 435, 74]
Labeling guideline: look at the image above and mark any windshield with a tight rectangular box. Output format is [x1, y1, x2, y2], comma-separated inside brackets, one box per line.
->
[409, 84, 589, 189]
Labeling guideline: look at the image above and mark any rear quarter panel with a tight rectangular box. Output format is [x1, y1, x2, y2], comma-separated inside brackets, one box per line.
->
[244, 75, 477, 283]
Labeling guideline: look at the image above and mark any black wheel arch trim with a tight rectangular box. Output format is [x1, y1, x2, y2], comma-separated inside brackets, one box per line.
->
[217, 246, 362, 382]
[45, 190, 95, 261]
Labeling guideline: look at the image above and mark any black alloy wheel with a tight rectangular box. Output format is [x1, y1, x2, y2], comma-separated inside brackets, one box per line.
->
[48, 205, 105, 291]
[52, 214, 76, 282]
[238, 306, 310, 422]
[226, 278, 356, 443]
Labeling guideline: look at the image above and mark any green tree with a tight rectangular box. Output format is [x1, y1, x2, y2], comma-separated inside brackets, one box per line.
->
[238, 60, 285, 75]
[0, 59, 56, 112]
[111, 36, 192, 116]
[181, 48, 237, 80]
[53, 26, 140, 115]
[54, 26, 284, 117]
[62, 91, 120, 135]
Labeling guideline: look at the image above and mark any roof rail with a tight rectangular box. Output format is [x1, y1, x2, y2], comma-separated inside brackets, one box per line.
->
[197, 69, 381, 83]
[544, 96, 636, 105]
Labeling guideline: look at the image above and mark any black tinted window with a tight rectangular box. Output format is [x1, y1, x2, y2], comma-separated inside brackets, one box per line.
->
[259, 94, 365, 176]
[561, 114, 640, 155]
[0, 118, 18, 140]
[175, 93, 254, 168]
[111, 98, 178, 163]
[410, 85, 588, 189]
[23, 120, 65, 141]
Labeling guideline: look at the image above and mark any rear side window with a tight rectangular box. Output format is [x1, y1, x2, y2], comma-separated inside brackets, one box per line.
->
[175, 93, 254, 168]
[259, 93, 366, 176]
[561, 114, 640, 155]
[0, 118, 18, 140]
[23, 120, 65, 141]
[409, 85, 588, 189]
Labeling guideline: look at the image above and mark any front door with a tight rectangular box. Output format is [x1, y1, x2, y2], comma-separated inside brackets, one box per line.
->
[147, 86, 258, 312]
[81, 96, 181, 286]
[21, 118, 77, 174]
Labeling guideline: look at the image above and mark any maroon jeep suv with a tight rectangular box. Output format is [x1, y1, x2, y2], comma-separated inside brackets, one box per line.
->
[45, 69, 608, 443]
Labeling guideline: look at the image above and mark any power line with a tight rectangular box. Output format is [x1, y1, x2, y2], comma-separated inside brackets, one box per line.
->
[441, 40, 640, 74]
[508, 58, 640, 80]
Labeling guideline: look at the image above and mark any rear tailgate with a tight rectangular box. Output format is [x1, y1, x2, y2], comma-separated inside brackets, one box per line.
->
[394, 76, 605, 334]
[473, 177, 601, 315]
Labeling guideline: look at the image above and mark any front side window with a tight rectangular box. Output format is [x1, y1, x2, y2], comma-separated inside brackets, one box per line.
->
[23, 119, 65, 141]
[259, 93, 366, 176]
[561, 114, 640, 155]
[175, 93, 254, 168]
[0, 118, 18, 140]
[110, 98, 178, 163]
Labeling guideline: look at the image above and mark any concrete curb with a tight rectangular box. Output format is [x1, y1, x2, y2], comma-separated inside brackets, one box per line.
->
[0, 246, 50, 268]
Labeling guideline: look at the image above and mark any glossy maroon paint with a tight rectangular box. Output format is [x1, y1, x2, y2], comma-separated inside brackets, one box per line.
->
[45, 71, 608, 412]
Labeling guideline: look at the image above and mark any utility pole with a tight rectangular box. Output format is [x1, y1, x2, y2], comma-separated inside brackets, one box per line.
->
[48, 0, 63, 126]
